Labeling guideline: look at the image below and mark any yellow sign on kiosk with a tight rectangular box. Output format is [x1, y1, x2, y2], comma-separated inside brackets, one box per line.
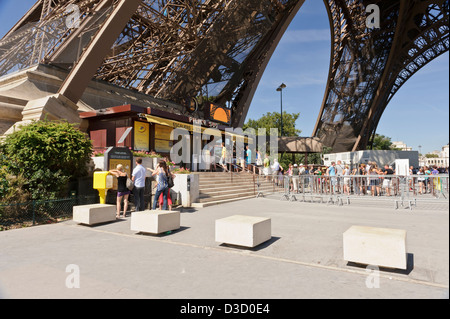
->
[93, 172, 114, 204]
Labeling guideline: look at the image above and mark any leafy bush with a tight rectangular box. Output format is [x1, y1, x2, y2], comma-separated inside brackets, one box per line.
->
[132, 150, 162, 158]
[172, 167, 191, 175]
[0, 165, 8, 200]
[0, 120, 92, 201]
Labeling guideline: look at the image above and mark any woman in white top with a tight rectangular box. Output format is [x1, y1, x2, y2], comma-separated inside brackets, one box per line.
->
[271, 159, 280, 185]
[343, 165, 351, 195]
[417, 168, 426, 194]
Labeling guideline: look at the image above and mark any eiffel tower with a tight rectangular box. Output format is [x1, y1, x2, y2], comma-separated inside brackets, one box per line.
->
[0, 0, 448, 151]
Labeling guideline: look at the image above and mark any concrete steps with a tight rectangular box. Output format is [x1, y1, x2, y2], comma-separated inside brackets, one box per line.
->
[193, 172, 283, 207]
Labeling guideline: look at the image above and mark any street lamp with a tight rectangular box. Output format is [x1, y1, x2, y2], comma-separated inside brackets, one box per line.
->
[276, 83, 287, 137]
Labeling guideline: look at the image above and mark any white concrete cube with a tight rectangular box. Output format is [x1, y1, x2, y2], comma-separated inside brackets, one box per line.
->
[215, 215, 271, 248]
[73, 204, 116, 225]
[131, 211, 180, 235]
[343, 226, 407, 270]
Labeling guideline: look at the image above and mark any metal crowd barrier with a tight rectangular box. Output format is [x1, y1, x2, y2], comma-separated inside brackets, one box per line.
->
[255, 173, 449, 210]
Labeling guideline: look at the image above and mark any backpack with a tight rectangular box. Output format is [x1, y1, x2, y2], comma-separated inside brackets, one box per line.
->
[167, 168, 174, 188]
[167, 174, 174, 188]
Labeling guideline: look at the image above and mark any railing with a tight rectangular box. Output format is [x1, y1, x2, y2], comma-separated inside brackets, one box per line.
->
[255, 173, 449, 210]
[0, 195, 99, 231]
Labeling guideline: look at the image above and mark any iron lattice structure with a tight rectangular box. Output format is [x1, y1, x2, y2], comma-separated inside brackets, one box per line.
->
[0, 0, 448, 151]
[314, 0, 450, 151]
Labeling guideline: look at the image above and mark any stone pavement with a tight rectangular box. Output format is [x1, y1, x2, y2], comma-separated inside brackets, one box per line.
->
[0, 198, 448, 300]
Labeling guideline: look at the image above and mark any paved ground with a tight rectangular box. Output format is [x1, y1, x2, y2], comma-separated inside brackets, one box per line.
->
[0, 197, 448, 300]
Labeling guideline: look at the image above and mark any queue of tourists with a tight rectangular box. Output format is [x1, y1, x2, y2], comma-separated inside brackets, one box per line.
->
[109, 157, 175, 219]
[258, 157, 448, 198]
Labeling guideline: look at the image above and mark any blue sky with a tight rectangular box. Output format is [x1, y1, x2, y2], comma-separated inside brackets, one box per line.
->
[1, 0, 448, 154]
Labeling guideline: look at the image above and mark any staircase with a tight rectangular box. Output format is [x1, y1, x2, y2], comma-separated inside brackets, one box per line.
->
[192, 172, 282, 207]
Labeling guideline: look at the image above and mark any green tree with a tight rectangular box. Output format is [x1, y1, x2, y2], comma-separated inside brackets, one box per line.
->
[371, 134, 396, 150]
[244, 112, 302, 137]
[244, 112, 302, 168]
[0, 120, 93, 201]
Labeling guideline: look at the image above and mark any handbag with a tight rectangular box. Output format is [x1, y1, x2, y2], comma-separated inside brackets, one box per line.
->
[167, 174, 174, 188]
[126, 177, 134, 191]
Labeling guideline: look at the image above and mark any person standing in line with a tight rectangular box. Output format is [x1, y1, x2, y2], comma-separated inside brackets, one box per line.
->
[271, 159, 280, 186]
[417, 168, 426, 195]
[232, 147, 237, 172]
[409, 166, 417, 191]
[431, 165, 440, 195]
[432, 166, 439, 175]
[255, 149, 263, 175]
[369, 166, 382, 196]
[382, 164, 395, 196]
[335, 160, 344, 193]
[358, 164, 367, 195]
[368, 167, 376, 196]
[109, 164, 131, 219]
[161, 163, 175, 211]
[424, 166, 431, 193]
[278, 162, 285, 188]
[326, 162, 337, 193]
[132, 157, 147, 212]
[263, 154, 271, 180]
[148, 160, 176, 211]
[326, 162, 336, 175]
[245, 145, 252, 173]
[151, 160, 170, 211]
[343, 164, 351, 195]
[308, 165, 315, 192]
[239, 146, 245, 172]
[292, 163, 299, 194]
[299, 164, 305, 175]
[219, 142, 228, 172]
[351, 166, 360, 195]
[287, 163, 293, 192]
[302, 164, 310, 191]
[313, 166, 323, 193]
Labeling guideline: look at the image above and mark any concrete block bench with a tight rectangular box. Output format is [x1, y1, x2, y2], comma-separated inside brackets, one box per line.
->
[215, 215, 271, 248]
[73, 204, 116, 226]
[131, 211, 180, 235]
[343, 226, 407, 270]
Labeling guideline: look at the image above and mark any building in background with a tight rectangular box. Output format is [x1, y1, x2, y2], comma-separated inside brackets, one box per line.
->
[424, 144, 449, 168]
[392, 141, 413, 151]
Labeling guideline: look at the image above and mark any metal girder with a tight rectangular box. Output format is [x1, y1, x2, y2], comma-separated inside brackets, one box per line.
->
[0, 0, 448, 151]
[357, 0, 450, 151]
[314, 0, 449, 152]
[0, 0, 304, 115]
[59, 0, 143, 103]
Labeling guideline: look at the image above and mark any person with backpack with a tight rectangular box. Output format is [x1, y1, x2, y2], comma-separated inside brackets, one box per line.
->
[149, 160, 173, 211]
[159, 161, 175, 210]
